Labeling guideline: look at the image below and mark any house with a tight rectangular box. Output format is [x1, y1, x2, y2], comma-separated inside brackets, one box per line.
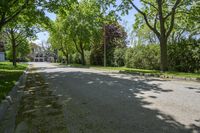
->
[28, 43, 57, 62]
[28, 43, 45, 62]
[0, 41, 5, 61]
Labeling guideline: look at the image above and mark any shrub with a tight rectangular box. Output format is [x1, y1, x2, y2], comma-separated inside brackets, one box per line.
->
[125, 44, 160, 70]
[71, 51, 91, 65]
[124, 39, 200, 72]
[84, 51, 91, 65]
[71, 53, 81, 64]
[114, 48, 126, 67]
[168, 39, 200, 72]
[90, 47, 103, 66]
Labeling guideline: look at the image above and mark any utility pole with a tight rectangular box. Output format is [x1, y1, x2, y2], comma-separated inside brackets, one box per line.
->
[103, 25, 106, 67]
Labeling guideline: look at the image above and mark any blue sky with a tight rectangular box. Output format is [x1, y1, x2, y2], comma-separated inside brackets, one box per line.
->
[34, 0, 141, 45]
[33, 11, 56, 44]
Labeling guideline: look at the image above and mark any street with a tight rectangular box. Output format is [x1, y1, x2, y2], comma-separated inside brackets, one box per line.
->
[1, 62, 200, 133]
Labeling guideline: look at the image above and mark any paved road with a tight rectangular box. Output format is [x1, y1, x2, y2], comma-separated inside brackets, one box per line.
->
[1, 62, 200, 133]
[32, 62, 200, 133]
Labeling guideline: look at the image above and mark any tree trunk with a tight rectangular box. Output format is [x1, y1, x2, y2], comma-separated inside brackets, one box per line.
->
[79, 42, 85, 65]
[103, 25, 106, 67]
[66, 54, 69, 64]
[62, 52, 68, 64]
[10, 29, 17, 67]
[159, 38, 168, 71]
[0, 26, 2, 33]
[80, 50, 85, 65]
[12, 40, 17, 67]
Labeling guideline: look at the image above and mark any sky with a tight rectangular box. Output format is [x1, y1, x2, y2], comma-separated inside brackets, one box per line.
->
[33, 11, 56, 45]
[34, 0, 141, 45]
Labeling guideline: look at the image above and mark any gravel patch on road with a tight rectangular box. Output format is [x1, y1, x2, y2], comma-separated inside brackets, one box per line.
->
[15, 68, 68, 133]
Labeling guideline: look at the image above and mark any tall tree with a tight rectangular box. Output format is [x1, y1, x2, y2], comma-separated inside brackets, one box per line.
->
[0, 0, 30, 31]
[101, 0, 182, 71]
[170, 0, 200, 42]
[0, 0, 54, 32]
[90, 23, 127, 66]
[49, 18, 75, 64]
[50, 0, 103, 65]
[3, 2, 48, 66]
[6, 35, 30, 61]
[5, 24, 37, 66]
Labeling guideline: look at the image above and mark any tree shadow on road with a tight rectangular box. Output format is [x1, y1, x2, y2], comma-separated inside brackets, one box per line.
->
[187, 87, 200, 94]
[40, 69, 200, 133]
[15, 71, 68, 133]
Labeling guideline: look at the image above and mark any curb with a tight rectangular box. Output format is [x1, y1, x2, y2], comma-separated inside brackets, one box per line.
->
[0, 67, 28, 122]
[119, 70, 200, 82]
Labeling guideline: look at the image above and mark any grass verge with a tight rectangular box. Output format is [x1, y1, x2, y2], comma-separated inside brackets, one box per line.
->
[93, 66, 200, 79]
[65, 63, 200, 79]
[0, 62, 28, 101]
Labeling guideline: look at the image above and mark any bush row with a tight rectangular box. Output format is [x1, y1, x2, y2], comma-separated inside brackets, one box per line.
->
[69, 39, 200, 72]
[125, 45, 160, 70]
[168, 40, 200, 72]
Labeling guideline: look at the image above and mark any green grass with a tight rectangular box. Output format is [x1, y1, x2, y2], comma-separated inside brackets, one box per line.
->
[66, 63, 200, 79]
[92, 66, 200, 79]
[163, 71, 200, 79]
[0, 62, 27, 70]
[0, 62, 28, 101]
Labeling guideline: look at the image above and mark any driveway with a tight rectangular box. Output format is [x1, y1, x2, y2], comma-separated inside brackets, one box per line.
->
[1, 62, 200, 133]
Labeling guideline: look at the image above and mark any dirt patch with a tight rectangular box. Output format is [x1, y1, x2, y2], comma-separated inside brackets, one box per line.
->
[15, 68, 68, 133]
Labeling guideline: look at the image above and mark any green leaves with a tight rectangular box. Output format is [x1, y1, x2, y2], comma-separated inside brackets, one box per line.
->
[49, 0, 104, 54]
[0, 0, 8, 8]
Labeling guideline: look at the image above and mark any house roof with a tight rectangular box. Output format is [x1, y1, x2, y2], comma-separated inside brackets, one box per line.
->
[30, 43, 41, 48]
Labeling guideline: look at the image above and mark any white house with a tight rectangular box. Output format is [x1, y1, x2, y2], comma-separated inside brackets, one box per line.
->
[28, 43, 55, 62]
[28, 43, 45, 62]
[0, 41, 5, 61]
[0, 52, 5, 61]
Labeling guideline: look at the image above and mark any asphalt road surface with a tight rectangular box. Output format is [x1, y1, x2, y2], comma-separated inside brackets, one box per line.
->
[34, 62, 200, 133]
[1, 62, 200, 133]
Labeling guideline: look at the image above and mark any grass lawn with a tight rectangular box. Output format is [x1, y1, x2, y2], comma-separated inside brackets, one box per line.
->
[66, 64, 200, 79]
[94, 66, 200, 79]
[0, 62, 28, 101]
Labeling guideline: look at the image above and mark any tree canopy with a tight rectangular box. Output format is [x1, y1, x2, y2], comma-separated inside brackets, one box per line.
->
[1, 0, 199, 72]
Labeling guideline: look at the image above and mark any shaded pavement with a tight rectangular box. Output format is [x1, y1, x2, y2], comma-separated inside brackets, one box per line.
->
[0, 62, 200, 133]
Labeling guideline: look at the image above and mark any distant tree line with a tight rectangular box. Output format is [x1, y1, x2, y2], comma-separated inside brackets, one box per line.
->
[1, 0, 199, 73]
[48, 0, 199, 73]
